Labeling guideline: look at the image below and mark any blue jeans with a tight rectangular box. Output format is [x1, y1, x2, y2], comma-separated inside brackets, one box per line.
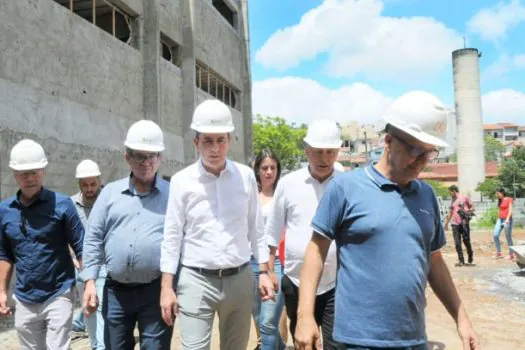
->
[251, 256, 286, 350]
[74, 267, 107, 349]
[493, 218, 514, 254]
[102, 277, 173, 350]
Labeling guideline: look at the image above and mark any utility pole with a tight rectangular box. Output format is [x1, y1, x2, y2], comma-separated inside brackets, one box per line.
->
[364, 131, 369, 163]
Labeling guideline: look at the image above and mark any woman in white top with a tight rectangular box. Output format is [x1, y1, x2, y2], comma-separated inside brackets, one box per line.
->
[251, 149, 287, 350]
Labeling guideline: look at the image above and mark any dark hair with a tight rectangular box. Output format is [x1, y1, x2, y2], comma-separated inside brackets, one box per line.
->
[497, 187, 506, 207]
[253, 149, 281, 192]
[448, 185, 459, 193]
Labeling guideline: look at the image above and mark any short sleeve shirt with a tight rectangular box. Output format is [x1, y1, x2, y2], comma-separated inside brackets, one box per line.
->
[450, 194, 472, 225]
[499, 197, 513, 219]
[311, 166, 446, 348]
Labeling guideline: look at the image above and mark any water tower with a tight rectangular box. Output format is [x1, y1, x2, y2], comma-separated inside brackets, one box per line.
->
[452, 48, 485, 200]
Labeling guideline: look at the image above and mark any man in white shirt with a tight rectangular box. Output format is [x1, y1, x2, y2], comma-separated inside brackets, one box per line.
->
[265, 119, 343, 349]
[159, 99, 274, 350]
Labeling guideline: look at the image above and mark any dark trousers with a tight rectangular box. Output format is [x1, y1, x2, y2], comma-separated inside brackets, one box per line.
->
[281, 274, 342, 350]
[102, 277, 173, 350]
[452, 224, 473, 263]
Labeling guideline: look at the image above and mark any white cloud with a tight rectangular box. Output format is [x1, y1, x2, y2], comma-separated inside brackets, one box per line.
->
[255, 0, 462, 80]
[467, 0, 525, 41]
[482, 89, 525, 124]
[482, 54, 525, 81]
[252, 77, 393, 125]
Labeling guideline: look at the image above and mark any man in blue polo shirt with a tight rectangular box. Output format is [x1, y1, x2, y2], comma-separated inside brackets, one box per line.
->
[294, 91, 479, 350]
[0, 139, 84, 349]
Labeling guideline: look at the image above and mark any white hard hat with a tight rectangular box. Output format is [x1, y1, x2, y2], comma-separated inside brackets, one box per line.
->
[9, 139, 48, 171]
[333, 161, 345, 172]
[191, 99, 235, 133]
[304, 119, 342, 149]
[76, 159, 101, 178]
[124, 120, 165, 152]
[383, 91, 449, 148]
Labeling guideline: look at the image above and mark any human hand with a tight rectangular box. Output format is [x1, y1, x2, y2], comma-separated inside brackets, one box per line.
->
[160, 287, 178, 326]
[294, 315, 322, 349]
[269, 271, 279, 292]
[259, 273, 275, 301]
[458, 320, 480, 350]
[0, 292, 11, 317]
[82, 280, 98, 317]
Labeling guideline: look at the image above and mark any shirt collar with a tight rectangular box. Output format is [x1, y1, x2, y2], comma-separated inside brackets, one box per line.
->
[365, 165, 421, 194]
[72, 192, 83, 206]
[121, 173, 162, 195]
[198, 158, 233, 178]
[303, 166, 339, 185]
[12, 187, 50, 207]
[72, 192, 93, 208]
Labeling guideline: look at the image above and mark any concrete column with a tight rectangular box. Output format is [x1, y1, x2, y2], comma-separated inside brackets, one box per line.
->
[142, 0, 161, 124]
[452, 48, 485, 200]
[180, 0, 197, 164]
[239, 0, 253, 164]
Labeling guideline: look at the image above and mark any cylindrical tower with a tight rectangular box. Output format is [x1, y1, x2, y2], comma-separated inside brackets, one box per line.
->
[452, 48, 485, 200]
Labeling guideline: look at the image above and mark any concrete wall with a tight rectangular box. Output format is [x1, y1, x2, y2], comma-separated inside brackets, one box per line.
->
[0, 0, 145, 197]
[0, 0, 252, 197]
[194, 0, 243, 90]
[159, 0, 183, 44]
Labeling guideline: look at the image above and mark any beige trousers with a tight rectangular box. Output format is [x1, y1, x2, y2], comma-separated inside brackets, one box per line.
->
[14, 289, 74, 350]
[177, 265, 253, 350]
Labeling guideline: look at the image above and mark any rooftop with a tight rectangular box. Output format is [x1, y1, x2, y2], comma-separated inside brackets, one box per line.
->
[418, 161, 499, 181]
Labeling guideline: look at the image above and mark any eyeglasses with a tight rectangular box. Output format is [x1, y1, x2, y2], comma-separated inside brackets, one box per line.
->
[129, 151, 160, 163]
[391, 134, 440, 160]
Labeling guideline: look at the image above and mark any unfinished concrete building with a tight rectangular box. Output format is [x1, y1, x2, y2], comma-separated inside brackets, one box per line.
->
[0, 0, 253, 197]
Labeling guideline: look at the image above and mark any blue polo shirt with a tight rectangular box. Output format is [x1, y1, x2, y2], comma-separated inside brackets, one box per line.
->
[311, 166, 446, 348]
[0, 188, 84, 304]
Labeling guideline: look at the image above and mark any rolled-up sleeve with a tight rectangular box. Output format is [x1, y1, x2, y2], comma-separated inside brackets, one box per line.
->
[160, 175, 186, 274]
[81, 187, 109, 281]
[247, 173, 268, 264]
[265, 181, 286, 248]
[64, 198, 84, 259]
[0, 231, 14, 263]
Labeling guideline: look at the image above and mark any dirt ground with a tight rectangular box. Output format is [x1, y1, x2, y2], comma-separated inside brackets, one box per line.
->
[2, 229, 525, 349]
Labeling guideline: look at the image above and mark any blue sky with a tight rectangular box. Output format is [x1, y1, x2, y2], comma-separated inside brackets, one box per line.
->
[248, 0, 525, 125]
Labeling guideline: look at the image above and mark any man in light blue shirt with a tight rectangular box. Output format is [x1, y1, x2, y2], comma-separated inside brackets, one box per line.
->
[294, 92, 479, 350]
[82, 120, 172, 350]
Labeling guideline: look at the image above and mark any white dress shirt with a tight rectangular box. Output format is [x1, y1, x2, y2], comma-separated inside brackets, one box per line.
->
[161, 159, 269, 273]
[265, 167, 340, 295]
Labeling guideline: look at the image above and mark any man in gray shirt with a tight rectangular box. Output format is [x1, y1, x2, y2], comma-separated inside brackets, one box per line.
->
[71, 159, 105, 350]
[82, 120, 172, 349]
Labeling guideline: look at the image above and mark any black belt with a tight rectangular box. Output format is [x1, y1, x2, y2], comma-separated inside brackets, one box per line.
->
[105, 276, 160, 289]
[183, 261, 249, 277]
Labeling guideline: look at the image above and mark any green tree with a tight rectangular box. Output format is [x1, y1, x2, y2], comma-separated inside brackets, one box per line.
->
[498, 145, 525, 198]
[447, 136, 503, 164]
[475, 178, 501, 200]
[484, 135, 505, 162]
[253, 115, 307, 172]
[424, 180, 450, 199]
